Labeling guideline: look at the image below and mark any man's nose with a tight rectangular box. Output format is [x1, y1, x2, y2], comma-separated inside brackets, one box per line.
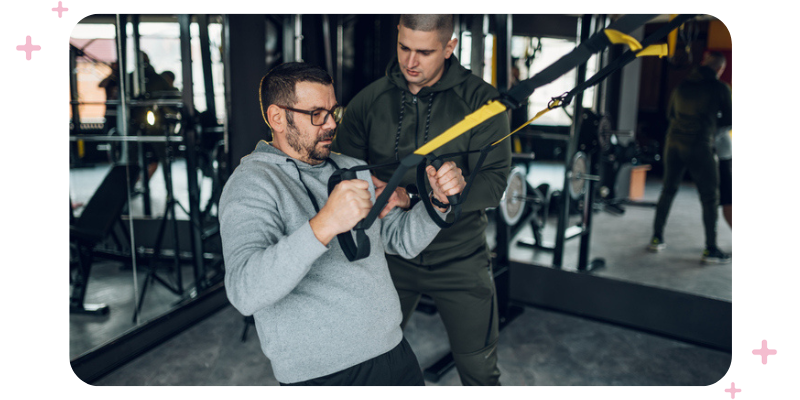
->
[406, 52, 418, 68]
[322, 112, 338, 130]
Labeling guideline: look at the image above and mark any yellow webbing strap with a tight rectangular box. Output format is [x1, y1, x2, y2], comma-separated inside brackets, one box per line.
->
[604, 29, 643, 52]
[491, 99, 561, 147]
[414, 100, 508, 155]
[636, 44, 669, 58]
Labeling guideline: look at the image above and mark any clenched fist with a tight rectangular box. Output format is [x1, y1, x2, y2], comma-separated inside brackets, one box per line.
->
[310, 179, 373, 245]
[426, 161, 465, 211]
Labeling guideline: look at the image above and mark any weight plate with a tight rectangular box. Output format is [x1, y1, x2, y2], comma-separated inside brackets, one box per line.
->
[500, 166, 528, 226]
[569, 151, 588, 200]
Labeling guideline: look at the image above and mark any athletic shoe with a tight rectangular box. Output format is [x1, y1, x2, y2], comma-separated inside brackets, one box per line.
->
[648, 236, 666, 252]
[701, 247, 731, 264]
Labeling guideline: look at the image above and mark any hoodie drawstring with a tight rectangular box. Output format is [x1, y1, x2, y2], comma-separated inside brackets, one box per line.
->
[394, 91, 405, 161]
[394, 91, 435, 161]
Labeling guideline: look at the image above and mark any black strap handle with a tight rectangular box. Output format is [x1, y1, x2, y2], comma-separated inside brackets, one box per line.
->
[430, 158, 461, 207]
[327, 168, 370, 262]
[415, 150, 491, 229]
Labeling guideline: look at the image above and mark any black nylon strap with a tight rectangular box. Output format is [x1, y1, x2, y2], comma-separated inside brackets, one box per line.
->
[561, 14, 698, 106]
[503, 14, 659, 108]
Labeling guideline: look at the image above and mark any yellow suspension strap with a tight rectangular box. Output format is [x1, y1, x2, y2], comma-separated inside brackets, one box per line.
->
[555, 14, 695, 108]
[604, 29, 643, 51]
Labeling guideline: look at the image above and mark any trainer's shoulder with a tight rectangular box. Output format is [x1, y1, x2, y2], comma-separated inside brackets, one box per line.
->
[452, 75, 500, 108]
[349, 76, 395, 105]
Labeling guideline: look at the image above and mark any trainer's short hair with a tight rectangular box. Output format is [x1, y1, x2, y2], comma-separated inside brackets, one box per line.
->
[259, 62, 333, 124]
[399, 14, 454, 45]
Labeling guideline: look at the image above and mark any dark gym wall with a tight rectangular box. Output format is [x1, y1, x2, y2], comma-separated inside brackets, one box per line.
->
[227, 15, 270, 170]
[349, 15, 399, 102]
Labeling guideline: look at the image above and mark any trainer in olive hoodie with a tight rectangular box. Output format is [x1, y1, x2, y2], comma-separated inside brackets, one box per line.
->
[333, 55, 511, 266]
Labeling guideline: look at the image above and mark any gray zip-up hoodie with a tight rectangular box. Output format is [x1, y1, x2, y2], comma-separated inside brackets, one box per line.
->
[219, 141, 446, 383]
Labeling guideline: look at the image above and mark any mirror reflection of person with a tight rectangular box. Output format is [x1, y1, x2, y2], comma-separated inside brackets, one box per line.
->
[649, 51, 731, 264]
[98, 61, 120, 135]
[129, 52, 172, 179]
[159, 70, 182, 100]
[161, 70, 176, 89]
[332, 15, 510, 385]
[219, 62, 466, 385]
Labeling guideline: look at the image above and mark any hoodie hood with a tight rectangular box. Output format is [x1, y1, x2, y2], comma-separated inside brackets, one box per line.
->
[386, 55, 472, 96]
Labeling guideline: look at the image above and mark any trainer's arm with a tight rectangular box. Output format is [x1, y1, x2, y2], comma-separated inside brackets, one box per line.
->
[380, 201, 447, 259]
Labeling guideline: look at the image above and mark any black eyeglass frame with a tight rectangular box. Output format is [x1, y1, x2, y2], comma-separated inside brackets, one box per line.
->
[276, 104, 343, 126]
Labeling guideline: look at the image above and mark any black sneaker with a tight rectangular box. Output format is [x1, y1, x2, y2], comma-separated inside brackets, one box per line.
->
[648, 236, 666, 252]
[701, 247, 731, 264]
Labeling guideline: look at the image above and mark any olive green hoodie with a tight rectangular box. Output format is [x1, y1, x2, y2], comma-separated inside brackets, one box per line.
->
[333, 56, 511, 265]
[667, 65, 732, 146]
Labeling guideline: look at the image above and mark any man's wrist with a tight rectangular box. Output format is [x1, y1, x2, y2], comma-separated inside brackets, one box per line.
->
[429, 191, 450, 212]
[309, 216, 334, 246]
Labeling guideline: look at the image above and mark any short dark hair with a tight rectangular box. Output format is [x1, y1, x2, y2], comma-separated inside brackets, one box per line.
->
[399, 14, 454, 45]
[259, 62, 333, 125]
[703, 51, 726, 71]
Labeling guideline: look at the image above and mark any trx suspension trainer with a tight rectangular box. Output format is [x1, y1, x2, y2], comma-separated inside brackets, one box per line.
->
[329, 14, 697, 261]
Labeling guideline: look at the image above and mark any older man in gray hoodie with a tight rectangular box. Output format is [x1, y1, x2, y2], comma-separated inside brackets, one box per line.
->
[219, 62, 465, 385]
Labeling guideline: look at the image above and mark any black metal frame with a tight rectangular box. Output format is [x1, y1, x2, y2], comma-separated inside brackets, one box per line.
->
[71, 14, 225, 368]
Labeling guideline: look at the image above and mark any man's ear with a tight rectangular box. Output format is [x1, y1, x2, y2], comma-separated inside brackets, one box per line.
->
[443, 37, 458, 59]
[266, 104, 284, 132]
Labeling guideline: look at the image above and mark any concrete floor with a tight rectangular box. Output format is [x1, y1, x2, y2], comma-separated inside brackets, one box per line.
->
[91, 299, 731, 386]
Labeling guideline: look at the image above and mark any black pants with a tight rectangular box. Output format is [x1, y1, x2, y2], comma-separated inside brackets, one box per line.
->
[654, 136, 719, 249]
[280, 337, 424, 386]
[719, 158, 732, 206]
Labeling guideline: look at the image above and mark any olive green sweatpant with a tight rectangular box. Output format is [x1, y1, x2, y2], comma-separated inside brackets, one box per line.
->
[387, 246, 500, 386]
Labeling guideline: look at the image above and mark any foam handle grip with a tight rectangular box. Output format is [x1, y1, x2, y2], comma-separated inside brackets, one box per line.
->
[431, 159, 460, 206]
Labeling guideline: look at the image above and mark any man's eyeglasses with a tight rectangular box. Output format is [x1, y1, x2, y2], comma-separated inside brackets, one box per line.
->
[277, 105, 343, 126]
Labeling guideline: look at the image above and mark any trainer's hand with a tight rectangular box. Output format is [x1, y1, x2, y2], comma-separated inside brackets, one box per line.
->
[310, 179, 372, 245]
[426, 161, 465, 211]
[371, 175, 411, 219]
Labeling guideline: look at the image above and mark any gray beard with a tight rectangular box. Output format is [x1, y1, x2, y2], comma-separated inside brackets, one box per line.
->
[286, 121, 332, 164]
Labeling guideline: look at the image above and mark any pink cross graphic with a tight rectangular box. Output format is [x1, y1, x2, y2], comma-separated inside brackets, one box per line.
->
[725, 382, 741, 399]
[52, 1, 68, 18]
[752, 339, 777, 364]
[16, 36, 41, 60]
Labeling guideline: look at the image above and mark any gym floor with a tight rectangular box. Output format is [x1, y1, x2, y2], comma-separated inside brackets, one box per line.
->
[71, 159, 733, 385]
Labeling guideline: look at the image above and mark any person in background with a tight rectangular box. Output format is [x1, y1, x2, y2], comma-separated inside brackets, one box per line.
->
[649, 51, 732, 264]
